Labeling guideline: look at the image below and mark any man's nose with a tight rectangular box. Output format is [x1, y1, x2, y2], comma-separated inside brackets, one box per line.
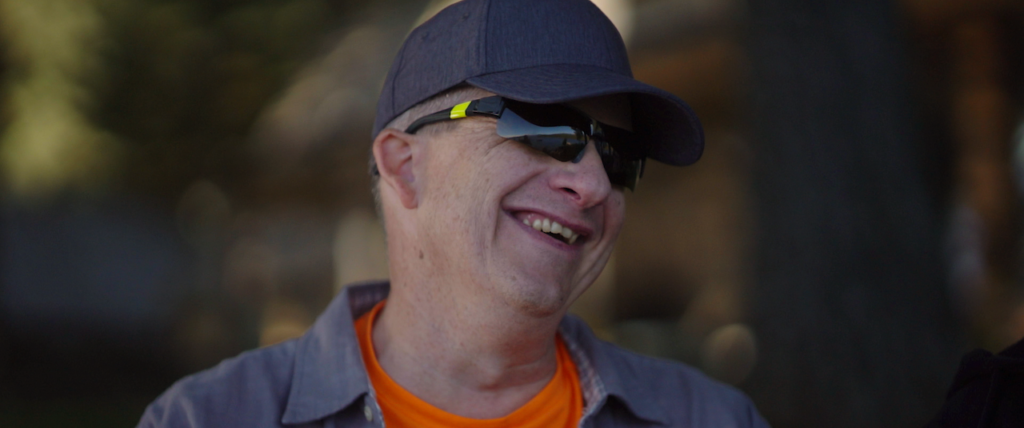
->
[549, 143, 613, 208]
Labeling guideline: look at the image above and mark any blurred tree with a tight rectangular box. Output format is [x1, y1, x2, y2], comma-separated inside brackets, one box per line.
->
[744, 0, 964, 427]
[0, 0, 370, 202]
[0, 0, 121, 198]
[95, 0, 359, 201]
[0, 0, 372, 423]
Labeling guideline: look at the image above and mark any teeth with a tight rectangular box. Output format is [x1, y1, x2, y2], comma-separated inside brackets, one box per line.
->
[522, 215, 580, 244]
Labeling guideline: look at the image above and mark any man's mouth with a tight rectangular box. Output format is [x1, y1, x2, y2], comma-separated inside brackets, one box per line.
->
[519, 214, 580, 245]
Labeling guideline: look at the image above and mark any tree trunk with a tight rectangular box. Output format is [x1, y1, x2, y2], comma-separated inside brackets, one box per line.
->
[745, 1, 963, 426]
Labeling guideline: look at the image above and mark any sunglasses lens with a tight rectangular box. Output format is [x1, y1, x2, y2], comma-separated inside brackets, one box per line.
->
[496, 107, 587, 161]
[594, 139, 643, 190]
[496, 100, 645, 190]
[513, 135, 586, 162]
[609, 159, 643, 190]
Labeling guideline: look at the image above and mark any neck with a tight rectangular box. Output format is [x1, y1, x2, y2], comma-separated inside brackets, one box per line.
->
[372, 202, 571, 418]
[372, 274, 565, 419]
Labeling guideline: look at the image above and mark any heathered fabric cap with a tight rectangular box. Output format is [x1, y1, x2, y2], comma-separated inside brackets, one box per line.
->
[373, 0, 704, 166]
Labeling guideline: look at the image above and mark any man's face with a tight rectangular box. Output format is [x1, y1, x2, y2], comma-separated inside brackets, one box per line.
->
[413, 94, 630, 318]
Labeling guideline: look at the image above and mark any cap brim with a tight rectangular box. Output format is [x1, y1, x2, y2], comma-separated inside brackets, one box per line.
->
[467, 64, 704, 166]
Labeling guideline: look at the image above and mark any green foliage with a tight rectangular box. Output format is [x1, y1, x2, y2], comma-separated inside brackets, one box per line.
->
[0, 0, 357, 200]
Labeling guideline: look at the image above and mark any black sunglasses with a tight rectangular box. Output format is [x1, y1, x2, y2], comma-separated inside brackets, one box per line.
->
[404, 96, 645, 191]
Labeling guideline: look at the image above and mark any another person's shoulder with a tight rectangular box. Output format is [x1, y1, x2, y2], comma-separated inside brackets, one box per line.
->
[137, 339, 300, 428]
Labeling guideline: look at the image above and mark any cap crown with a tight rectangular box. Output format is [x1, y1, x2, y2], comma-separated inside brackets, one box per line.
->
[374, 0, 632, 136]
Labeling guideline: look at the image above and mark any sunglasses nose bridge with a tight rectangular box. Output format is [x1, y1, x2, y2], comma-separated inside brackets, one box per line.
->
[569, 137, 590, 164]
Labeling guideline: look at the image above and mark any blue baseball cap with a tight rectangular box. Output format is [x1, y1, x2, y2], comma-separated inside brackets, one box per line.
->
[373, 0, 704, 166]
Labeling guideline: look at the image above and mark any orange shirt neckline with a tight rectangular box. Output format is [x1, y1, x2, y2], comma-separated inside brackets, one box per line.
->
[354, 300, 583, 428]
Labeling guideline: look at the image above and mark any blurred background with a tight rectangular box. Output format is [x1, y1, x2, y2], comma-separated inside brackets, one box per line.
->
[0, 0, 1022, 426]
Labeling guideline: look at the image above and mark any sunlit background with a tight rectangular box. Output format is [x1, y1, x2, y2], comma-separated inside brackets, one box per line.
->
[1, 0, 1022, 426]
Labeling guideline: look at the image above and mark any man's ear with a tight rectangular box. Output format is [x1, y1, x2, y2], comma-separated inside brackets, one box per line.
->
[372, 128, 421, 209]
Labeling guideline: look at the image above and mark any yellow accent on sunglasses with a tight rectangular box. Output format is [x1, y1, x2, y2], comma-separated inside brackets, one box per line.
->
[449, 101, 471, 119]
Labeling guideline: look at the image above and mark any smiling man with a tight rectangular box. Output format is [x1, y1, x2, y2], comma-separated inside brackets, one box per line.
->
[139, 0, 768, 427]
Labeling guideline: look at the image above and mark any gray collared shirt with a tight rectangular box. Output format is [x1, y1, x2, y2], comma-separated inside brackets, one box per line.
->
[138, 281, 769, 427]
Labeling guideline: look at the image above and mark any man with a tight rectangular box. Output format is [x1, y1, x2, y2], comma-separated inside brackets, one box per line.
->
[139, 0, 769, 426]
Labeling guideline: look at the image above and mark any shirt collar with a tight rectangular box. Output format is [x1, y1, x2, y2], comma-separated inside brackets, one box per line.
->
[281, 281, 390, 425]
[281, 280, 667, 425]
[559, 316, 670, 425]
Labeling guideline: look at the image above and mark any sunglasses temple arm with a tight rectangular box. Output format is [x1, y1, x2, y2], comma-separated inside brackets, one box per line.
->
[405, 110, 455, 134]
[404, 97, 504, 135]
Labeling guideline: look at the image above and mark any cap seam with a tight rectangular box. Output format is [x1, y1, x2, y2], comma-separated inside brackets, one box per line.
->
[479, 0, 490, 74]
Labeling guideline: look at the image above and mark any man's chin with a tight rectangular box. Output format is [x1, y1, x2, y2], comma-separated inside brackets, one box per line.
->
[495, 278, 578, 319]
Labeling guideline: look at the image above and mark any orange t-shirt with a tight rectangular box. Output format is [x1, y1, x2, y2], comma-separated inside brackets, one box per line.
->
[354, 301, 583, 428]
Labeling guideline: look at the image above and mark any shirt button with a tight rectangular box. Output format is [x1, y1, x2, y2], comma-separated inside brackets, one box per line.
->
[363, 404, 374, 422]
